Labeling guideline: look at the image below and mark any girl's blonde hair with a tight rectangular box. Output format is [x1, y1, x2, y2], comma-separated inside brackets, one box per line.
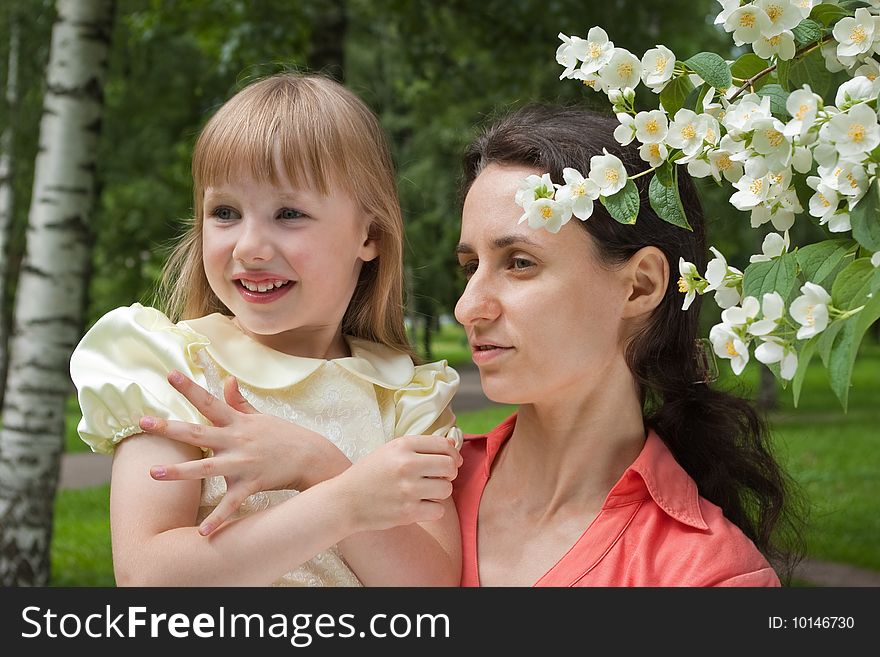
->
[158, 73, 412, 356]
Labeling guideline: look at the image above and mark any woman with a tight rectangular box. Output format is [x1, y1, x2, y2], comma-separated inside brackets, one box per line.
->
[141, 104, 805, 586]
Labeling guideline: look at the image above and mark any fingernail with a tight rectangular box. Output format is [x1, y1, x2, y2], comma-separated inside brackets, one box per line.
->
[168, 371, 184, 385]
[140, 416, 156, 430]
[151, 466, 166, 479]
[199, 522, 212, 536]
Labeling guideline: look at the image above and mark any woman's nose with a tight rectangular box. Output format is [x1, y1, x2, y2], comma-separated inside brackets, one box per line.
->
[455, 272, 500, 326]
[232, 219, 274, 263]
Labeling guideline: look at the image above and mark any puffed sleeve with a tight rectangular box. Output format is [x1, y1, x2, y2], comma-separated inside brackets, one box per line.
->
[69, 303, 210, 454]
[393, 360, 462, 447]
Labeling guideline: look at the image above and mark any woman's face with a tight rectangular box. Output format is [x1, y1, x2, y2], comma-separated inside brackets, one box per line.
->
[454, 164, 633, 405]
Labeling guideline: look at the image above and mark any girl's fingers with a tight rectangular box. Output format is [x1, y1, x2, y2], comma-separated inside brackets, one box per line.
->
[414, 453, 460, 480]
[150, 456, 221, 482]
[139, 416, 220, 451]
[223, 376, 258, 414]
[198, 490, 247, 536]
[166, 370, 234, 425]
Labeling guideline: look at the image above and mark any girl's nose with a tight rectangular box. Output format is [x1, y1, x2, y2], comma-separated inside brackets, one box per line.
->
[232, 219, 274, 264]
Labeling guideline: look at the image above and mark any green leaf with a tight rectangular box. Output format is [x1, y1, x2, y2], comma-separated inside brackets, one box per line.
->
[730, 53, 769, 81]
[742, 251, 799, 300]
[809, 3, 854, 26]
[654, 160, 674, 187]
[660, 74, 695, 116]
[824, 292, 880, 410]
[791, 18, 825, 46]
[648, 168, 692, 230]
[600, 179, 640, 225]
[777, 47, 832, 97]
[796, 239, 857, 288]
[756, 83, 791, 119]
[684, 52, 732, 91]
[850, 178, 880, 250]
[831, 257, 879, 310]
[791, 336, 818, 408]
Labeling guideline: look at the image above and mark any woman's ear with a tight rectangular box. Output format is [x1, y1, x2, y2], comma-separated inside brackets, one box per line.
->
[621, 246, 668, 319]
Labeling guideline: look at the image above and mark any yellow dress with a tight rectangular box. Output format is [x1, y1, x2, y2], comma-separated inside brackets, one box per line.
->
[70, 303, 461, 586]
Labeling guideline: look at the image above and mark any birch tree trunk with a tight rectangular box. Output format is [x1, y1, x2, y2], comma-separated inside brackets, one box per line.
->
[0, 18, 20, 402]
[0, 0, 114, 586]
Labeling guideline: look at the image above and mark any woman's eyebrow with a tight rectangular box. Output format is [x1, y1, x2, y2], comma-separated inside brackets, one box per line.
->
[455, 234, 542, 255]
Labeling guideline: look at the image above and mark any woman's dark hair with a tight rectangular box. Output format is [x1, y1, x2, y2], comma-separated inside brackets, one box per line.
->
[461, 104, 806, 583]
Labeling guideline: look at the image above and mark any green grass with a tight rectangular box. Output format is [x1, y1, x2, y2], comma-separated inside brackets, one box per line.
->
[53, 328, 880, 584]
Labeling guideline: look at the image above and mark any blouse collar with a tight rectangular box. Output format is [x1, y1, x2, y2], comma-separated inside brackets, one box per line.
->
[177, 313, 416, 390]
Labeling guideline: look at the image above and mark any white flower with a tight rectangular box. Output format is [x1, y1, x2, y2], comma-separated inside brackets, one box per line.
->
[571, 68, 606, 93]
[724, 5, 772, 46]
[638, 141, 668, 167]
[792, 145, 813, 173]
[835, 76, 876, 110]
[730, 174, 771, 210]
[807, 176, 840, 224]
[832, 8, 877, 58]
[709, 323, 750, 375]
[521, 197, 572, 233]
[598, 48, 642, 91]
[707, 148, 744, 183]
[872, 251, 880, 267]
[555, 167, 599, 221]
[755, 0, 804, 37]
[588, 149, 628, 195]
[834, 163, 869, 206]
[634, 110, 669, 144]
[722, 295, 761, 330]
[821, 40, 847, 74]
[613, 113, 636, 145]
[556, 33, 589, 79]
[705, 246, 743, 309]
[824, 103, 880, 159]
[749, 231, 790, 263]
[678, 258, 700, 311]
[579, 27, 615, 75]
[790, 282, 832, 339]
[791, 0, 815, 20]
[667, 108, 707, 157]
[825, 211, 851, 233]
[750, 116, 792, 170]
[515, 173, 555, 211]
[754, 336, 798, 380]
[749, 291, 785, 335]
[855, 58, 880, 84]
[722, 94, 772, 136]
[784, 86, 820, 141]
[641, 45, 676, 91]
[714, 0, 741, 25]
[753, 30, 796, 60]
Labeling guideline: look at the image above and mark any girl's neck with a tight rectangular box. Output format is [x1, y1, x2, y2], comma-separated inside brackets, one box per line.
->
[231, 318, 350, 360]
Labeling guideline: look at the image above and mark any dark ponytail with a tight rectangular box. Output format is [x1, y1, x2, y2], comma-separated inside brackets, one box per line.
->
[461, 105, 806, 583]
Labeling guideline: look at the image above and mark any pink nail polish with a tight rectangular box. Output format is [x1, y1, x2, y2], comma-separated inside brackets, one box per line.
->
[169, 371, 184, 385]
[151, 467, 166, 479]
[199, 523, 212, 536]
[141, 416, 156, 430]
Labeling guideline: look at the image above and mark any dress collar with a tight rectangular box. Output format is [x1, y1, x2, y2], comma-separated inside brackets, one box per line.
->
[177, 313, 415, 390]
[473, 413, 708, 530]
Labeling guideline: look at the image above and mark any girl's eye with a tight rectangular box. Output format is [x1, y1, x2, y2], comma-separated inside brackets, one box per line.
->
[278, 208, 304, 220]
[211, 206, 240, 221]
[460, 260, 478, 279]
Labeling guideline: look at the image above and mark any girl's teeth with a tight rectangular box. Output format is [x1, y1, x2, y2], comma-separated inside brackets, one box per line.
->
[241, 279, 287, 292]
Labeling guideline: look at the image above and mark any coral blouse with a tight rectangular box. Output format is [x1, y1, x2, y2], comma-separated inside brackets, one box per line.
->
[453, 414, 780, 587]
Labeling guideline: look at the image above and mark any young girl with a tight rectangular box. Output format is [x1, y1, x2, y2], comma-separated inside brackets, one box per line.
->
[69, 73, 463, 587]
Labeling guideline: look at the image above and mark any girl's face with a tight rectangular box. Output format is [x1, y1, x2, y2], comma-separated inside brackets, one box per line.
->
[454, 164, 633, 405]
[201, 171, 377, 358]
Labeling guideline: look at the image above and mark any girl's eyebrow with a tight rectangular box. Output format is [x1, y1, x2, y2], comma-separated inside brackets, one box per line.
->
[455, 234, 542, 255]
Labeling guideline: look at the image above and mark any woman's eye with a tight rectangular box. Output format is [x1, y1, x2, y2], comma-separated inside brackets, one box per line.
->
[511, 257, 534, 271]
[211, 206, 240, 221]
[278, 208, 304, 220]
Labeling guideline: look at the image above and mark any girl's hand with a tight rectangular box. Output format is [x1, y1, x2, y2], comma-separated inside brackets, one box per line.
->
[335, 434, 463, 533]
[140, 370, 350, 535]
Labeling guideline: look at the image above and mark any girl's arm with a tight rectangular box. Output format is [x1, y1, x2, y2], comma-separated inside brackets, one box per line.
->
[110, 426, 453, 586]
[144, 371, 463, 586]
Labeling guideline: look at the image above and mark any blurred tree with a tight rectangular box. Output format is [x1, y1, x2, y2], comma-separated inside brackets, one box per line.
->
[0, 11, 19, 404]
[0, 0, 115, 586]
